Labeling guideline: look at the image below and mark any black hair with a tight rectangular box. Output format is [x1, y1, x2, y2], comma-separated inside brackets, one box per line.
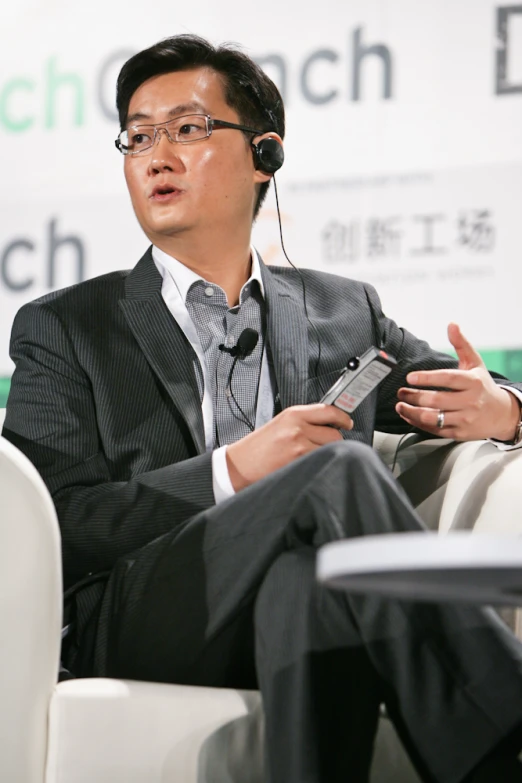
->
[116, 34, 285, 218]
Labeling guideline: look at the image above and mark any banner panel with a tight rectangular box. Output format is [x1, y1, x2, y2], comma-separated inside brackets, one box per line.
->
[1, 0, 521, 381]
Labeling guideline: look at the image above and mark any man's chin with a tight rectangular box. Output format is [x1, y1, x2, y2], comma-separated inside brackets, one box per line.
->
[143, 218, 191, 240]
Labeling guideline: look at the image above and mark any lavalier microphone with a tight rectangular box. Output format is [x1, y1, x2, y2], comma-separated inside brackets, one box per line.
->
[219, 328, 259, 358]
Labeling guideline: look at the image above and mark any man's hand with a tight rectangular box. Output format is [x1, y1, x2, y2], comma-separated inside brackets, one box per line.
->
[226, 404, 353, 491]
[396, 323, 521, 442]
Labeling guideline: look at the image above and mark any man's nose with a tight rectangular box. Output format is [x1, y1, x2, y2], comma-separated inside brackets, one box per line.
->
[149, 128, 184, 172]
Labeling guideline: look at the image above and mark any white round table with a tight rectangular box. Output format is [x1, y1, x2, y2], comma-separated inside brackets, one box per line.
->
[317, 533, 522, 605]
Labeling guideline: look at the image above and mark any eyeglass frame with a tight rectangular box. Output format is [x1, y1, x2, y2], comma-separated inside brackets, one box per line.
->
[114, 113, 266, 156]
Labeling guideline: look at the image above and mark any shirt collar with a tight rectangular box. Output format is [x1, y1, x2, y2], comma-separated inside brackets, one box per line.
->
[152, 245, 265, 303]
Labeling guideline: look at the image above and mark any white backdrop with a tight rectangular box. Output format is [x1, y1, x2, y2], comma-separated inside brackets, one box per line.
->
[1, 0, 522, 380]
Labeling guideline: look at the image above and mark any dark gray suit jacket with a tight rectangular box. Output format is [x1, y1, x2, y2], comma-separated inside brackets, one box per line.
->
[3, 248, 517, 599]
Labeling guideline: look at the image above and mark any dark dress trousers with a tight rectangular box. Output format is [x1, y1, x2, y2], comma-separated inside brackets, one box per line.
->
[4, 248, 522, 783]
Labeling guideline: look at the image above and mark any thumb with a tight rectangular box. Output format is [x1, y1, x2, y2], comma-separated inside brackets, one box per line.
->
[447, 322, 484, 370]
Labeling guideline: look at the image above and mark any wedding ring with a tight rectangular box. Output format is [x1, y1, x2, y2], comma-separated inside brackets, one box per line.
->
[437, 410, 445, 430]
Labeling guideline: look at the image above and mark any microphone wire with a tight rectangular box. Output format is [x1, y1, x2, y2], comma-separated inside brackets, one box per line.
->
[214, 326, 264, 444]
[272, 176, 325, 394]
[226, 351, 258, 433]
[214, 356, 254, 447]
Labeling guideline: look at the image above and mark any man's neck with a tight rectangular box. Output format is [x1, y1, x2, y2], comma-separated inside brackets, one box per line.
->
[152, 234, 253, 307]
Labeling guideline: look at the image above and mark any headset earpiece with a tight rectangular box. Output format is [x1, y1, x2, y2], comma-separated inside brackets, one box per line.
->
[252, 137, 284, 174]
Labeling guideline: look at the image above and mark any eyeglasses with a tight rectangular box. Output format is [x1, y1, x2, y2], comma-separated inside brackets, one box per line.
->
[115, 113, 264, 156]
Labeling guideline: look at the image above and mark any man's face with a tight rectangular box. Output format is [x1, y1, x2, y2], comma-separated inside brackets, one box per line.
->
[123, 67, 268, 245]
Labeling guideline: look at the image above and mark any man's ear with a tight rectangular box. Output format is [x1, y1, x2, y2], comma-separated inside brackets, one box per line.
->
[251, 133, 284, 182]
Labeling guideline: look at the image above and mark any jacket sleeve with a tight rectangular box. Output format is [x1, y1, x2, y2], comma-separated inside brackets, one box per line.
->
[2, 300, 215, 587]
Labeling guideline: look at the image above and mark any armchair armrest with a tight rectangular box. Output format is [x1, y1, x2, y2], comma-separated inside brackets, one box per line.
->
[373, 431, 522, 640]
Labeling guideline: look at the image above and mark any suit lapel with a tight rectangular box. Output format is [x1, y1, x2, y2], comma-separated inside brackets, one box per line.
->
[119, 249, 205, 455]
[261, 261, 309, 410]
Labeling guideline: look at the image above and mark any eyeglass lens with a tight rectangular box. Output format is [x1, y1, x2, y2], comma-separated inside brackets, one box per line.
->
[119, 114, 210, 154]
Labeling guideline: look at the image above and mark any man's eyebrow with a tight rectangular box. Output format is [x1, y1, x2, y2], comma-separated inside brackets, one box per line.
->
[126, 101, 208, 126]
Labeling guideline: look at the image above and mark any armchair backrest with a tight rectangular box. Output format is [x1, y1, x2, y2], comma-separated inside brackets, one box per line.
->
[0, 434, 63, 783]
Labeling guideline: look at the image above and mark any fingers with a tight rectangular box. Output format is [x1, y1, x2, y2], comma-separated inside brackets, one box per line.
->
[289, 403, 354, 431]
[397, 387, 469, 412]
[395, 402, 459, 437]
[406, 368, 482, 391]
[303, 422, 345, 446]
[447, 322, 485, 371]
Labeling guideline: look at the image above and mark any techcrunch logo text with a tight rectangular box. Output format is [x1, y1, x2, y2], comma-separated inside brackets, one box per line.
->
[1, 10, 518, 135]
[0, 28, 394, 133]
[0, 219, 85, 293]
[0, 50, 134, 132]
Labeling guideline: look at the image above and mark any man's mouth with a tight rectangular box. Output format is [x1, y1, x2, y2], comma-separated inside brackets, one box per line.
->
[150, 185, 182, 202]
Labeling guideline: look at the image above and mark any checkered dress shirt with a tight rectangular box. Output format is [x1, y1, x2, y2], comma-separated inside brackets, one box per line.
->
[185, 279, 265, 447]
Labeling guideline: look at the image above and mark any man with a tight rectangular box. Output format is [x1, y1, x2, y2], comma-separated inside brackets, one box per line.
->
[4, 34, 522, 783]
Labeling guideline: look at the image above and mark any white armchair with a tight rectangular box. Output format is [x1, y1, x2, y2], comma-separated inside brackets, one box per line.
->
[0, 428, 265, 783]
[2, 406, 522, 783]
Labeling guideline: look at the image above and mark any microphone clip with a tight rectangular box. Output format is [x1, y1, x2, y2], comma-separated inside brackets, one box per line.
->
[219, 343, 240, 357]
[219, 328, 260, 360]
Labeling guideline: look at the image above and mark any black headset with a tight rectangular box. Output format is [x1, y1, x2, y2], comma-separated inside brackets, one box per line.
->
[252, 136, 285, 174]
[236, 80, 284, 174]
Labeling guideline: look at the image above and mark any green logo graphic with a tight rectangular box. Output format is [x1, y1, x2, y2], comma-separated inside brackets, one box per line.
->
[0, 57, 85, 132]
[0, 377, 10, 408]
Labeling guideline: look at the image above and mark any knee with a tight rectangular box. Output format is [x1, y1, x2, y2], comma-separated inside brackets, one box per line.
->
[317, 439, 381, 472]
[293, 440, 382, 485]
[299, 440, 395, 512]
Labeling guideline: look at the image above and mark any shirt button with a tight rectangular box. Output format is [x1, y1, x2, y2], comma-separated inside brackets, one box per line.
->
[204, 286, 214, 297]
[226, 335, 235, 347]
